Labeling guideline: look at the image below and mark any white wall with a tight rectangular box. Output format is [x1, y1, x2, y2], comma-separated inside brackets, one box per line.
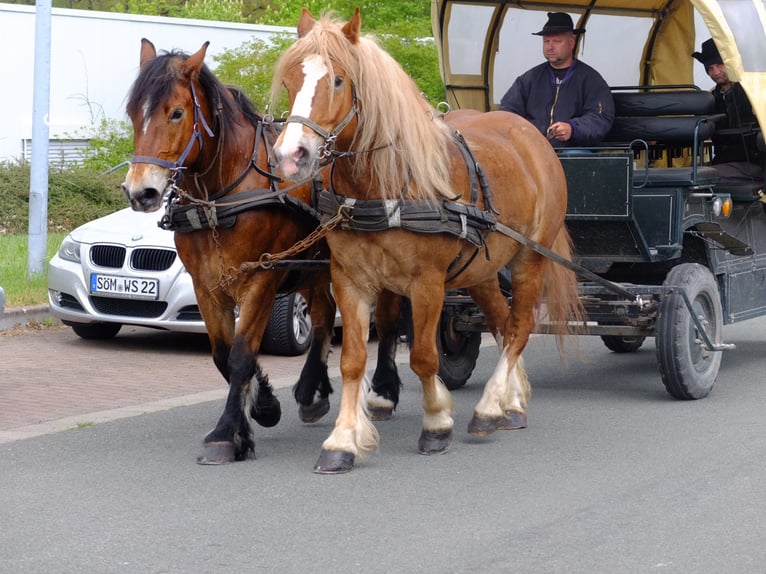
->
[0, 4, 293, 163]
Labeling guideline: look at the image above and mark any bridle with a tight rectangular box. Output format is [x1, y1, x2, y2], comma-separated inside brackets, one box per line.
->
[130, 80, 216, 185]
[283, 85, 360, 164]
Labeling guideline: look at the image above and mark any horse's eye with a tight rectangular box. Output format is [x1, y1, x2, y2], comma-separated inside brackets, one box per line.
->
[170, 109, 184, 121]
[334, 75, 344, 89]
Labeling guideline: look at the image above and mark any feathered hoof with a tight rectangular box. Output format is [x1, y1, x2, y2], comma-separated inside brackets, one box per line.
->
[418, 429, 452, 454]
[196, 441, 236, 465]
[369, 406, 394, 421]
[499, 410, 528, 430]
[252, 397, 281, 428]
[313, 449, 355, 474]
[467, 414, 500, 436]
[299, 398, 330, 423]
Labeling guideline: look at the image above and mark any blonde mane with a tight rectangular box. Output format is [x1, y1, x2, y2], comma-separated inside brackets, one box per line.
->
[272, 13, 455, 201]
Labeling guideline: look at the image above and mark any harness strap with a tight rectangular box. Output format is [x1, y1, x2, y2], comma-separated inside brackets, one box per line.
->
[161, 186, 323, 233]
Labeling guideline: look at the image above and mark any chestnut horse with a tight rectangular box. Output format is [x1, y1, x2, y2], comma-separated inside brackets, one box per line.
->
[121, 39, 405, 464]
[272, 9, 583, 473]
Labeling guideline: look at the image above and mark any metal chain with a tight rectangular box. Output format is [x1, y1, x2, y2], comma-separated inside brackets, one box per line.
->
[238, 204, 352, 276]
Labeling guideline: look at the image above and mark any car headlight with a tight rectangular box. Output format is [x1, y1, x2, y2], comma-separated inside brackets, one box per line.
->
[57, 236, 82, 263]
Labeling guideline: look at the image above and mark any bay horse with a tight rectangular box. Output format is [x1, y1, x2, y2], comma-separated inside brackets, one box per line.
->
[121, 38, 405, 464]
[271, 9, 584, 473]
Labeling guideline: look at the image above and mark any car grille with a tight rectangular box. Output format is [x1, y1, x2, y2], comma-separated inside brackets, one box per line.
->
[90, 245, 126, 268]
[57, 292, 85, 311]
[176, 305, 203, 322]
[90, 296, 168, 318]
[131, 248, 176, 271]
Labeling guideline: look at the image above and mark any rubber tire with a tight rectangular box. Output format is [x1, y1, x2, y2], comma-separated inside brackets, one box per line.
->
[436, 310, 481, 390]
[261, 293, 312, 356]
[69, 322, 122, 340]
[655, 263, 723, 400]
[601, 335, 646, 353]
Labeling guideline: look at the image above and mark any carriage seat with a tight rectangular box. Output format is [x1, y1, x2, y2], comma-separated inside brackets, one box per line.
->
[603, 87, 718, 188]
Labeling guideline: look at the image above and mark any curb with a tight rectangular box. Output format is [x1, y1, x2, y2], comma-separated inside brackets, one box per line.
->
[0, 304, 60, 333]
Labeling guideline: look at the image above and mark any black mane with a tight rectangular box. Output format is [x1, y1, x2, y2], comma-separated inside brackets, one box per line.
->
[126, 49, 262, 135]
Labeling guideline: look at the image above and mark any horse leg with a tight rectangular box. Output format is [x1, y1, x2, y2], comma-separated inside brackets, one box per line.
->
[314, 273, 378, 474]
[293, 277, 335, 423]
[367, 289, 404, 421]
[408, 284, 454, 455]
[198, 286, 280, 464]
[467, 256, 544, 436]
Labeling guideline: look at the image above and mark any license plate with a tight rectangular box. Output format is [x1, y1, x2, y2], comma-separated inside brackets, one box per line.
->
[90, 274, 159, 300]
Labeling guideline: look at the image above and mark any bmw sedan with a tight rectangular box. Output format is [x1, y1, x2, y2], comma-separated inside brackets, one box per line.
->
[48, 207, 313, 356]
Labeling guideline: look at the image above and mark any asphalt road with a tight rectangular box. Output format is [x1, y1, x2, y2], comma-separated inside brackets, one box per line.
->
[2, 318, 766, 573]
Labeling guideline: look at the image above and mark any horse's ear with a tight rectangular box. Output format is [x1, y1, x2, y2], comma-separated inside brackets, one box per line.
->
[181, 41, 210, 79]
[140, 38, 156, 69]
[297, 7, 315, 37]
[341, 7, 361, 44]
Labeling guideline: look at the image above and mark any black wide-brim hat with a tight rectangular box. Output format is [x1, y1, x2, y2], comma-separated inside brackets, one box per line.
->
[532, 12, 585, 36]
[692, 38, 723, 67]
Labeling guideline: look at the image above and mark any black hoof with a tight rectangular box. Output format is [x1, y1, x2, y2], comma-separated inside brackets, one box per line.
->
[313, 449, 355, 474]
[467, 414, 500, 436]
[299, 398, 330, 423]
[197, 441, 236, 465]
[252, 396, 281, 428]
[499, 410, 528, 430]
[418, 429, 452, 454]
[369, 406, 394, 421]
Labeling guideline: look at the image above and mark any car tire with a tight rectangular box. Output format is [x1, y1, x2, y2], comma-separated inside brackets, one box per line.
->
[655, 263, 723, 400]
[261, 293, 312, 356]
[600, 335, 646, 353]
[436, 309, 481, 390]
[68, 322, 122, 340]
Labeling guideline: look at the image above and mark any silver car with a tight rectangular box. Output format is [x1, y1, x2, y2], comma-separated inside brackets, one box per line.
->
[48, 207, 313, 356]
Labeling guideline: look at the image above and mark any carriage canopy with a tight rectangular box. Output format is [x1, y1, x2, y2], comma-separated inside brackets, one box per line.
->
[431, 0, 766, 129]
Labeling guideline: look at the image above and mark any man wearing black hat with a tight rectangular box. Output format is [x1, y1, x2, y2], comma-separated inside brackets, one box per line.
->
[500, 12, 614, 148]
[693, 38, 763, 186]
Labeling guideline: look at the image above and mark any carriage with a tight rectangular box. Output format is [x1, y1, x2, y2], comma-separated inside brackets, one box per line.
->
[431, 0, 766, 400]
[122, 2, 764, 472]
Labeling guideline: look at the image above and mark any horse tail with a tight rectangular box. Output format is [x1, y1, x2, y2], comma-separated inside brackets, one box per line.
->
[542, 225, 586, 354]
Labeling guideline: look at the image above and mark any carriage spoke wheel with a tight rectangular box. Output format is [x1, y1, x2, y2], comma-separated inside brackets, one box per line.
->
[655, 263, 723, 400]
[436, 308, 481, 390]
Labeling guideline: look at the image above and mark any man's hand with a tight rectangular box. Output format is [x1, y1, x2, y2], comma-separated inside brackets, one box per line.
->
[547, 121, 573, 142]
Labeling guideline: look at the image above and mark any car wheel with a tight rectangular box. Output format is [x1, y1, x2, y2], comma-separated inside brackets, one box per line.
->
[261, 293, 312, 356]
[601, 335, 646, 353]
[68, 322, 122, 340]
[437, 308, 481, 390]
[655, 263, 723, 400]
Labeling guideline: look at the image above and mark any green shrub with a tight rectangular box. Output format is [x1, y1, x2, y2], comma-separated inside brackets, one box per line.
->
[0, 161, 126, 235]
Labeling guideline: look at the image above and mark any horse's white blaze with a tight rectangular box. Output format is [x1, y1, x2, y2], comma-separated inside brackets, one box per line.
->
[278, 54, 327, 174]
[141, 99, 152, 135]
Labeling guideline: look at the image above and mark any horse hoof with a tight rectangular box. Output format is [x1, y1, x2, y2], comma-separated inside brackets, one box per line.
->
[196, 441, 236, 465]
[467, 414, 500, 436]
[252, 397, 281, 428]
[418, 429, 452, 454]
[369, 406, 394, 421]
[313, 449, 355, 474]
[499, 410, 528, 430]
[299, 398, 330, 423]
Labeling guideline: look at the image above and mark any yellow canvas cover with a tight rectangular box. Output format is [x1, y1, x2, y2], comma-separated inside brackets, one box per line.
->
[432, 0, 766, 128]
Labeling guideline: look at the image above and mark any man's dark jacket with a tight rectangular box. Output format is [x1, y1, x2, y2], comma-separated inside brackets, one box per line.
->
[500, 60, 615, 147]
[711, 82, 761, 165]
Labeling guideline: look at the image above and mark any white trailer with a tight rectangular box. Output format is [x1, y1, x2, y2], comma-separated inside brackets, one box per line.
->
[0, 3, 291, 164]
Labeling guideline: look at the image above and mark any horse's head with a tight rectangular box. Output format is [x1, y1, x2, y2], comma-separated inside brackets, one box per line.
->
[122, 39, 215, 212]
[272, 8, 362, 182]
